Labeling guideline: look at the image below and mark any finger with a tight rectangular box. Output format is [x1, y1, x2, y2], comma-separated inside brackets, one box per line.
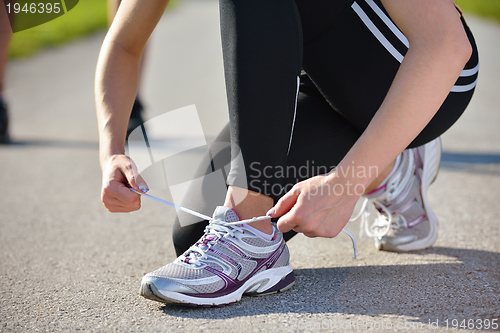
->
[276, 204, 302, 233]
[122, 158, 149, 193]
[106, 202, 141, 213]
[276, 217, 298, 234]
[268, 186, 299, 217]
[102, 191, 141, 212]
[103, 180, 141, 208]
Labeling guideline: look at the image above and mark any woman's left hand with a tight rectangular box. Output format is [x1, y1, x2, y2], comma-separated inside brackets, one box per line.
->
[267, 172, 362, 238]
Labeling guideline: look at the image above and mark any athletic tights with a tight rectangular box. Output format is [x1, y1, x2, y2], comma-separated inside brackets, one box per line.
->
[172, 0, 479, 256]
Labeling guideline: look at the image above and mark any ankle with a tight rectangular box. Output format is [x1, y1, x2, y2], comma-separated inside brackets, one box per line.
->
[224, 186, 274, 235]
[364, 155, 401, 194]
[246, 220, 274, 235]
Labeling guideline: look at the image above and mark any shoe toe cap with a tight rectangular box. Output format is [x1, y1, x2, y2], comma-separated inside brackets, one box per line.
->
[376, 234, 417, 251]
[141, 275, 198, 294]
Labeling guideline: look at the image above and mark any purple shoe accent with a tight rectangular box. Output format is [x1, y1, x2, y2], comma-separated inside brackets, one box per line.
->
[408, 215, 427, 228]
[249, 271, 295, 295]
[219, 239, 247, 258]
[396, 197, 417, 214]
[223, 206, 242, 221]
[141, 206, 294, 306]
[208, 248, 239, 266]
[366, 184, 386, 196]
[183, 242, 287, 299]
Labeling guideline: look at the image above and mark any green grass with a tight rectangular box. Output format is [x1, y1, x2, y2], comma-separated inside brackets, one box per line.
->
[8, 0, 108, 58]
[8, 0, 179, 59]
[455, 0, 500, 23]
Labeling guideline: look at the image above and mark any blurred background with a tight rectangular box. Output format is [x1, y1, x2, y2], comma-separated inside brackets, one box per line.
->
[6, 0, 500, 58]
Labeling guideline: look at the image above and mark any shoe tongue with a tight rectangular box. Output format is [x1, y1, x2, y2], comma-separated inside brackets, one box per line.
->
[212, 206, 241, 223]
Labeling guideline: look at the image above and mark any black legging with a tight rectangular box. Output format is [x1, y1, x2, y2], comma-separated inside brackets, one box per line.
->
[172, 0, 479, 256]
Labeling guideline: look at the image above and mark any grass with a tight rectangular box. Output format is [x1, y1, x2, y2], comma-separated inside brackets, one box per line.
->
[8, 0, 108, 58]
[455, 0, 500, 23]
[8, 0, 179, 59]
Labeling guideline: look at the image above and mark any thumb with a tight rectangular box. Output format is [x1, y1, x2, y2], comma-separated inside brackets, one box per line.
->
[267, 187, 299, 218]
[123, 158, 149, 193]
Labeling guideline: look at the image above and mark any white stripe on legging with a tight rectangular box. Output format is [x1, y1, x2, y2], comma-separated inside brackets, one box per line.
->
[460, 62, 479, 77]
[352, 1, 477, 92]
[450, 78, 478, 92]
[368, 0, 479, 79]
[287, 76, 301, 154]
[351, 2, 404, 63]
[366, 0, 409, 48]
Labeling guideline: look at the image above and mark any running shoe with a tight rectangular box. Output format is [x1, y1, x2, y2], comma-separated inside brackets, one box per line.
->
[140, 206, 295, 306]
[126, 96, 145, 140]
[0, 99, 9, 144]
[355, 138, 442, 252]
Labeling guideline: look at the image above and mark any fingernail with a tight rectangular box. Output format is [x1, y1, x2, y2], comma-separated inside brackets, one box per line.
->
[266, 208, 275, 216]
[139, 184, 149, 193]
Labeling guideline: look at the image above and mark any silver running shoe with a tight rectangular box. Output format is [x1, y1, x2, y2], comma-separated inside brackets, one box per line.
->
[355, 138, 442, 252]
[140, 206, 294, 306]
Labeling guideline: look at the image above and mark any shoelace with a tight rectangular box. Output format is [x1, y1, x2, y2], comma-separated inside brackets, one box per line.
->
[181, 219, 251, 266]
[130, 188, 357, 259]
[350, 151, 415, 239]
[349, 197, 392, 238]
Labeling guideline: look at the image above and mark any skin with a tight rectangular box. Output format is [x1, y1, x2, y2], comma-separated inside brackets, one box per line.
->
[270, 0, 471, 237]
[96, 0, 169, 212]
[96, 0, 472, 236]
[108, 0, 147, 94]
[0, 2, 13, 97]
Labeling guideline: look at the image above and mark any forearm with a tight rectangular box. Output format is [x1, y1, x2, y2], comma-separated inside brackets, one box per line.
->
[332, 35, 471, 187]
[95, 40, 141, 167]
[95, 0, 170, 169]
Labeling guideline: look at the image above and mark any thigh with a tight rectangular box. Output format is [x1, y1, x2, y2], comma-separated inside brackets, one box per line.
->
[279, 74, 361, 192]
[301, 0, 479, 147]
[220, 0, 304, 194]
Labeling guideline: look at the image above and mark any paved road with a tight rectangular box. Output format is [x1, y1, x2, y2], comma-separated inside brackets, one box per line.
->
[1, 0, 499, 331]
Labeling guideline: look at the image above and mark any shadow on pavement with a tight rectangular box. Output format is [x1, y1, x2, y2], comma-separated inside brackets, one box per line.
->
[3, 139, 98, 150]
[158, 247, 499, 329]
[441, 151, 500, 176]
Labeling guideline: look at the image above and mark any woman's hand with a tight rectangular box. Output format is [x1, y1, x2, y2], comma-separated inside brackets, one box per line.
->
[101, 154, 149, 213]
[267, 172, 361, 238]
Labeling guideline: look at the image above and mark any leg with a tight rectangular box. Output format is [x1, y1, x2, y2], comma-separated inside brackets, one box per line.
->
[301, 0, 478, 146]
[218, 0, 303, 231]
[299, 0, 478, 250]
[172, 124, 231, 256]
[0, 7, 11, 96]
[172, 73, 362, 255]
[0, 2, 13, 143]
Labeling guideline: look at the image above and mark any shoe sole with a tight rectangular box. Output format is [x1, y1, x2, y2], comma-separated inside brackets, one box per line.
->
[140, 264, 294, 307]
[389, 138, 442, 252]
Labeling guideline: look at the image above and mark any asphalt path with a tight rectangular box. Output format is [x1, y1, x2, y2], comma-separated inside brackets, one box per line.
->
[1, 0, 499, 331]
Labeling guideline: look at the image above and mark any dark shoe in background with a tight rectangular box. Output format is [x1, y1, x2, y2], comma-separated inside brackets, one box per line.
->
[0, 100, 10, 144]
[126, 96, 145, 140]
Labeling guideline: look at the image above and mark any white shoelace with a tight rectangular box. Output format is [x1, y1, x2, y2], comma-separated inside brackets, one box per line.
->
[130, 188, 357, 259]
[349, 197, 392, 238]
[182, 219, 247, 266]
[349, 152, 414, 239]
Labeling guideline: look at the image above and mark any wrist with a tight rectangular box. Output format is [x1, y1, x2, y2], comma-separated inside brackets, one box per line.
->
[326, 162, 377, 196]
[99, 144, 126, 169]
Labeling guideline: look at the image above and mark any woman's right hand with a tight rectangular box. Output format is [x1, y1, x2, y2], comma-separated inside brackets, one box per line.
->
[101, 154, 149, 213]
